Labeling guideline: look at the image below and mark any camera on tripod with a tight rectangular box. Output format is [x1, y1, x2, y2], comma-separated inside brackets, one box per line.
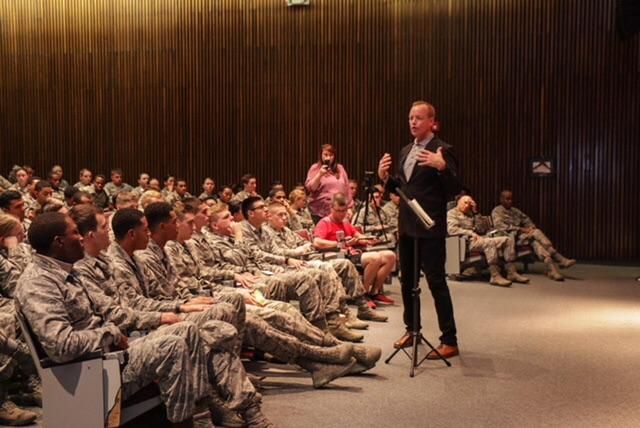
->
[362, 170, 375, 188]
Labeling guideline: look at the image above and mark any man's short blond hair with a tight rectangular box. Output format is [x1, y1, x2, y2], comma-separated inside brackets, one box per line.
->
[332, 192, 348, 208]
[411, 100, 436, 118]
[207, 201, 229, 222]
[0, 213, 20, 238]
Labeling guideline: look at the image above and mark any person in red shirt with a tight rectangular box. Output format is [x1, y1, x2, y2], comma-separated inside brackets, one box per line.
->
[313, 193, 396, 306]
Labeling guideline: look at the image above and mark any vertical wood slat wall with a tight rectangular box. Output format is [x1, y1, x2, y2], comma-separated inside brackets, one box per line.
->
[0, 0, 638, 261]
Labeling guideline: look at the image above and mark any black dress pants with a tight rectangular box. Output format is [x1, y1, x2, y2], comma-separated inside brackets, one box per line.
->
[398, 235, 457, 346]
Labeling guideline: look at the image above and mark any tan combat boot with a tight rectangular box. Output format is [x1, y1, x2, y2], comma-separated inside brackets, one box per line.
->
[241, 403, 275, 428]
[356, 304, 388, 323]
[327, 316, 364, 342]
[489, 265, 512, 287]
[296, 358, 357, 388]
[299, 342, 354, 365]
[553, 253, 576, 269]
[505, 263, 529, 283]
[0, 400, 38, 426]
[348, 344, 382, 375]
[546, 258, 564, 281]
[344, 308, 370, 330]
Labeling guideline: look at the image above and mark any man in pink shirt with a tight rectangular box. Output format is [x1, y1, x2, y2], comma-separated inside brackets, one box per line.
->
[313, 193, 396, 306]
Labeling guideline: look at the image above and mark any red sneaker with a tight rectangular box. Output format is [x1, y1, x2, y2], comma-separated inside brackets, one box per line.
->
[373, 294, 395, 305]
[366, 298, 377, 309]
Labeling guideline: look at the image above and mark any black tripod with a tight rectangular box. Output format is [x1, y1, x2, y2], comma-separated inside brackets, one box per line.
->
[384, 188, 451, 377]
[353, 176, 389, 242]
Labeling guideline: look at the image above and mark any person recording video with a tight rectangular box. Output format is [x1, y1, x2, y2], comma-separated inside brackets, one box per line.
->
[305, 144, 352, 223]
[377, 100, 462, 359]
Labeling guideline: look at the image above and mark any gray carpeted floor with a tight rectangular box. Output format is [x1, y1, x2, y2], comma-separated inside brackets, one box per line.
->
[6, 263, 640, 427]
[258, 263, 640, 428]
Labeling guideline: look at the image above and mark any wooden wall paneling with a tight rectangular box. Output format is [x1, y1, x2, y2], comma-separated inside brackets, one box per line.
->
[0, 0, 638, 261]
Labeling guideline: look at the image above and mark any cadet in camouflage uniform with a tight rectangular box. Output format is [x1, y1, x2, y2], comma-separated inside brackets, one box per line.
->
[381, 192, 400, 232]
[263, 202, 388, 326]
[204, 201, 363, 342]
[0, 315, 38, 426]
[104, 168, 134, 200]
[0, 214, 40, 407]
[69, 204, 266, 427]
[287, 189, 314, 232]
[447, 195, 528, 286]
[107, 207, 271, 425]
[231, 174, 258, 203]
[16, 212, 207, 426]
[492, 190, 576, 281]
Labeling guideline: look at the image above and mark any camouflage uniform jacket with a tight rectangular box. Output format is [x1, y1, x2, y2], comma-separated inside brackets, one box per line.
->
[104, 182, 133, 199]
[73, 253, 162, 332]
[447, 207, 477, 238]
[165, 240, 224, 295]
[262, 224, 310, 258]
[0, 247, 22, 303]
[491, 205, 535, 232]
[134, 239, 185, 300]
[381, 201, 399, 230]
[202, 229, 282, 275]
[15, 254, 123, 363]
[239, 221, 287, 265]
[185, 232, 241, 280]
[107, 242, 182, 313]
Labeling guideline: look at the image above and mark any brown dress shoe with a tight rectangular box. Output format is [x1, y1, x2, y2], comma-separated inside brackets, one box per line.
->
[426, 343, 459, 360]
[393, 331, 414, 349]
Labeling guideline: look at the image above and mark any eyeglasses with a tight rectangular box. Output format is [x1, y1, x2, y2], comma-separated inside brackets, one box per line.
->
[251, 205, 266, 211]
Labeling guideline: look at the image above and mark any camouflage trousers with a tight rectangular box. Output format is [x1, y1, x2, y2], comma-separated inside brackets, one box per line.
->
[469, 235, 516, 264]
[519, 228, 555, 261]
[243, 302, 339, 364]
[0, 306, 36, 389]
[256, 270, 330, 328]
[308, 259, 364, 301]
[182, 302, 258, 412]
[122, 321, 207, 423]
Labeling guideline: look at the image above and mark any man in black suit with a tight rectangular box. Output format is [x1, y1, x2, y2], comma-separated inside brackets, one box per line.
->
[377, 101, 461, 359]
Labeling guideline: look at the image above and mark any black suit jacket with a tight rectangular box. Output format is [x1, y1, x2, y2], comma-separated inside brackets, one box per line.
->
[386, 136, 462, 239]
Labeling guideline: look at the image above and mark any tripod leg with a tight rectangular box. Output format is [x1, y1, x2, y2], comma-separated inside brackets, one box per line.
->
[410, 331, 419, 377]
[418, 334, 452, 367]
[384, 346, 404, 364]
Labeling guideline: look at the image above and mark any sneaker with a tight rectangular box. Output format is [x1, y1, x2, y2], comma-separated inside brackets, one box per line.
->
[365, 298, 377, 309]
[0, 400, 38, 426]
[372, 293, 395, 305]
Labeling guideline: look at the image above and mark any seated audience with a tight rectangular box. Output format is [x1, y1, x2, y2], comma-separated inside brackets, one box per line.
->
[447, 195, 528, 286]
[492, 190, 575, 281]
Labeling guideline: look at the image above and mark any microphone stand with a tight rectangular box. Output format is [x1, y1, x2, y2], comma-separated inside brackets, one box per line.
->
[384, 188, 451, 376]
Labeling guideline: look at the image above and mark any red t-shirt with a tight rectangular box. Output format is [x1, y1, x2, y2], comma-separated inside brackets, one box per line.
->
[314, 216, 358, 242]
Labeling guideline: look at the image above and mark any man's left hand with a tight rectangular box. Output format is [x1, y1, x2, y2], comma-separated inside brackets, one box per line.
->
[417, 147, 447, 171]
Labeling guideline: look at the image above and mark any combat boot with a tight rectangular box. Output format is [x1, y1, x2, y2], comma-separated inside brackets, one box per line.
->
[241, 404, 274, 428]
[297, 358, 357, 388]
[343, 308, 369, 330]
[0, 400, 38, 426]
[460, 266, 480, 279]
[207, 392, 244, 428]
[489, 265, 511, 287]
[553, 253, 576, 269]
[327, 317, 364, 342]
[299, 342, 354, 365]
[545, 258, 564, 281]
[505, 263, 529, 283]
[357, 305, 388, 323]
[348, 344, 382, 374]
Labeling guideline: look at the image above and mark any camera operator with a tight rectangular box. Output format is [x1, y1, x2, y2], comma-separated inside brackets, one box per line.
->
[305, 144, 352, 223]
